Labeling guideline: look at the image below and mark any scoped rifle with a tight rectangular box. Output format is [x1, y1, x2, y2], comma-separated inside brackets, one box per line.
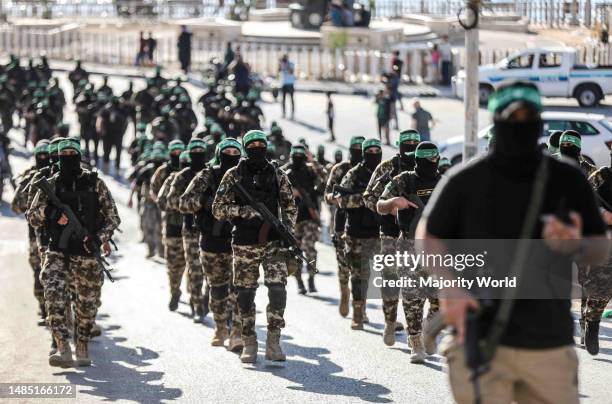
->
[233, 180, 318, 274]
[34, 177, 115, 282]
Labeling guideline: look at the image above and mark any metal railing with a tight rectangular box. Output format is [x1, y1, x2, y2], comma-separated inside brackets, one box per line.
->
[1, 26, 611, 82]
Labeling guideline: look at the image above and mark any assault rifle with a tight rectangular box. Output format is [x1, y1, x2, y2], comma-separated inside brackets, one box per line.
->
[233, 181, 318, 274]
[34, 177, 115, 282]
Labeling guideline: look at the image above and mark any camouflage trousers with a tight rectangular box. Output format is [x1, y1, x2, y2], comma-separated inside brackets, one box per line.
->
[164, 236, 186, 296]
[41, 251, 103, 343]
[233, 241, 288, 338]
[382, 237, 439, 335]
[291, 220, 319, 276]
[332, 232, 350, 286]
[200, 250, 240, 327]
[141, 200, 163, 256]
[28, 235, 44, 308]
[579, 261, 612, 323]
[183, 231, 204, 307]
[344, 236, 377, 301]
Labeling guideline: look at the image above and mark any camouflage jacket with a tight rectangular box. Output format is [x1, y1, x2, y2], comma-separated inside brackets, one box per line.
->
[588, 166, 612, 210]
[212, 164, 297, 227]
[157, 171, 180, 212]
[363, 155, 406, 213]
[11, 165, 38, 214]
[179, 167, 214, 214]
[27, 170, 121, 244]
[150, 162, 174, 202]
[324, 161, 352, 205]
[337, 163, 374, 209]
[166, 167, 196, 212]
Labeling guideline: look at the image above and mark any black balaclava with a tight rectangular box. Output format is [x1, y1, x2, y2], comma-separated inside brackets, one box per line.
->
[334, 150, 342, 164]
[399, 141, 418, 170]
[219, 151, 241, 172]
[349, 147, 362, 166]
[291, 153, 306, 170]
[59, 154, 82, 182]
[363, 150, 382, 171]
[559, 130, 581, 162]
[491, 103, 542, 174]
[170, 153, 180, 169]
[190, 151, 207, 171]
[180, 159, 190, 170]
[35, 153, 50, 169]
[246, 146, 268, 170]
[415, 142, 439, 179]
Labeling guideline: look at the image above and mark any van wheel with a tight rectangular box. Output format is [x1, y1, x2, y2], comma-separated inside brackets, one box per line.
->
[575, 84, 601, 107]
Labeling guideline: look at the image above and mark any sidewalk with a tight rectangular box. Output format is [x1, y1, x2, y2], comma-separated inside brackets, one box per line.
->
[42, 59, 445, 98]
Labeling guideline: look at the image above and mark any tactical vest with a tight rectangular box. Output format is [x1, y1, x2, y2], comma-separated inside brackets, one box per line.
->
[396, 171, 440, 239]
[345, 164, 380, 239]
[379, 155, 411, 238]
[287, 163, 318, 223]
[232, 160, 280, 245]
[196, 166, 233, 252]
[46, 172, 100, 255]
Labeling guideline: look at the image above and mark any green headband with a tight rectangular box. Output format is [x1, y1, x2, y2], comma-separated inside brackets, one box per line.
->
[362, 138, 381, 151]
[168, 140, 185, 153]
[242, 130, 267, 147]
[290, 145, 307, 156]
[58, 138, 81, 154]
[150, 149, 167, 160]
[559, 134, 581, 148]
[188, 139, 207, 151]
[350, 136, 366, 147]
[136, 122, 147, 131]
[438, 157, 450, 167]
[179, 150, 191, 163]
[218, 138, 242, 153]
[415, 147, 439, 159]
[34, 142, 49, 155]
[488, 85, 542, 114]
[398, 130, 421, 144]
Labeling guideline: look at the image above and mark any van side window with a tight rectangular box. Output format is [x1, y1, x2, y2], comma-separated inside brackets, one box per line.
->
[507, 54, 534, 69]
[539, 52, 563, 68]
[570, 121, 599, 135]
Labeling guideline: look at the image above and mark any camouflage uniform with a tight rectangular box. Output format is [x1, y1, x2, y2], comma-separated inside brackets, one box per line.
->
[11, 166, 45, 310]
[27, 170, 120, 346]
[324, 161, 353, 288]
[379, 171, 441, 335]
[157, 171, 186, 299]
[212, 161, 297, 339]
[583, 167, 612, 322]
[337, 161, 381, 325]
[282, 159, 326, 281]
[363, 154, 414, 327]
[180, 168, 239, 330]
[167, 167, 206, 312]
[149, 162, 174, 255]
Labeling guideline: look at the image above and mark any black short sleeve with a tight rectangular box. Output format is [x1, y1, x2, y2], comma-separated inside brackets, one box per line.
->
[423, 173, 462, 239]
[572, 172, 606, 236]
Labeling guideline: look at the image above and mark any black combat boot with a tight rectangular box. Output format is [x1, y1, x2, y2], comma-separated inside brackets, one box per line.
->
[169, 292, 181, 311]
[296, 277, 307, 295]
[585, 321, 600, 356]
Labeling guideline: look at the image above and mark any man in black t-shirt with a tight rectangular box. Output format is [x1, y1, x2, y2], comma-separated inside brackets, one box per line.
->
[417, 83, 608, 404]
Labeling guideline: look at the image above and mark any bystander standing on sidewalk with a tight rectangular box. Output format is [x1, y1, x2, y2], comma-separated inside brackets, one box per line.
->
[279, 54, 296, 119]
[177, 25, 192, 74]
[135, 31, 147, 66]
[147, 32, 157, 66]
[229, 54, 251, 96]
[326, 91, 335, 141]
[430, 44, 441, 84]
[439, 35, 452, 86]
[411, 98, 435, 141]
[376, 89, 392, 145]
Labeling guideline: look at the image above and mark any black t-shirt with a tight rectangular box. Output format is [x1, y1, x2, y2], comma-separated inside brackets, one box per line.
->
[424, 154, 606, 348]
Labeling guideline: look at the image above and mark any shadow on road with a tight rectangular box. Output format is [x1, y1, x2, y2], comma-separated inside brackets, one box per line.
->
[250, 331, 392, 403]
[285, 118, 327, 134]
[0, 202, 18, 217]
[55, 325, 182, 403]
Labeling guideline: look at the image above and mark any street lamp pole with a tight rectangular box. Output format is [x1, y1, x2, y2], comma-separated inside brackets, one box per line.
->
[463, 0, 480, 162]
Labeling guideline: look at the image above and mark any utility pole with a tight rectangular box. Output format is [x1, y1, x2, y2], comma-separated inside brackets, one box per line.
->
[570, 0, 579, 26]
[463, 0, 480, 162]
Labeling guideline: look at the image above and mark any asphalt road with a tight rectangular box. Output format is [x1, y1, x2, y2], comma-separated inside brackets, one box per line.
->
[0, 71, 610, 403]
